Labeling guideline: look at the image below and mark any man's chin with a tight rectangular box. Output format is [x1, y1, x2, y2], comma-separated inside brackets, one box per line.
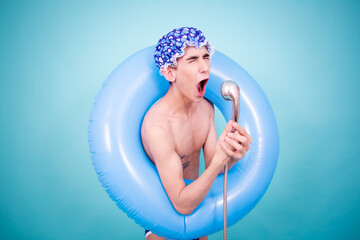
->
[194, 95, 205, 102]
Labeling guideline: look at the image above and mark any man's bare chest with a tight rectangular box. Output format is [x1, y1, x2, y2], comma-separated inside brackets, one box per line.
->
[170, 118, 209, 163]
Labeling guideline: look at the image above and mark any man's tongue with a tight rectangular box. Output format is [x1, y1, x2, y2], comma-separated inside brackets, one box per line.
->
[197, 82, 203, 93]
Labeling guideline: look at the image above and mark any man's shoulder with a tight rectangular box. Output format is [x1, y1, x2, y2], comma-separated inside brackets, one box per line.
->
[141, 101, 171, 136]
[141, 101, 174, 159]
[144, 99, 168, 119]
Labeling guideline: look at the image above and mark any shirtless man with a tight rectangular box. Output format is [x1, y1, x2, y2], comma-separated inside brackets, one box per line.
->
[141, 27, 252, 240]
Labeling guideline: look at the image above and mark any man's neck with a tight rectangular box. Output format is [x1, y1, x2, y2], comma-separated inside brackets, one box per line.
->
[163, 84, 198, 118]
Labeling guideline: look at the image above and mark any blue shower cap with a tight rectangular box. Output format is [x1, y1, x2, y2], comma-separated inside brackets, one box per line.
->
[154, 27, 215, 75]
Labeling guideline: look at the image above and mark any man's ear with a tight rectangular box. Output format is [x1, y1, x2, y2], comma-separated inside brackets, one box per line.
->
[161, 67, 176, 83]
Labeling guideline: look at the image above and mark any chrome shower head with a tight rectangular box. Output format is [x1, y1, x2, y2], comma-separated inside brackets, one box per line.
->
[221, 80, 240, 123]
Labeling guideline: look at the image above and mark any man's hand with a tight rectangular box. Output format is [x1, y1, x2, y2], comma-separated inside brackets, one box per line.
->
[222, 121, 252, 161]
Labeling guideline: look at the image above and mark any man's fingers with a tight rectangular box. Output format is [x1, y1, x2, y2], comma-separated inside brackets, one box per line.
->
[231, 122, 252, 144]
[234, 147, 247, 159]
[225, 136, 243, 151]
[221, 140, 246, 159]
[221, 142, 235, 158]
[221, 121, 252, 160]
[227, 132, 247, 144]
[225, 120, 234, 133]
[227, 132, 251, 151]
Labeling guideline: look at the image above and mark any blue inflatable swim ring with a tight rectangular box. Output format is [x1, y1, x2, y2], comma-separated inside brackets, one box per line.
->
[88, 46, 279, 239]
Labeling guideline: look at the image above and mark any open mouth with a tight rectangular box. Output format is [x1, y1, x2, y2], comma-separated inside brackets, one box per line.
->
[197, 79, 209, 95]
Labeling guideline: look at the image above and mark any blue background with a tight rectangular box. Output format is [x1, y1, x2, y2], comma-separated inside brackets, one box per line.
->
[1, 0, 359, 239]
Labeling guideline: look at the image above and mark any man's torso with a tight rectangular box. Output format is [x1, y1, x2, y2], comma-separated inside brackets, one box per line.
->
[142, 98, 214, 180]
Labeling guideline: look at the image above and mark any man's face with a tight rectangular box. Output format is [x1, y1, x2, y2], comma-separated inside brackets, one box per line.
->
[172, 46, 210, 102]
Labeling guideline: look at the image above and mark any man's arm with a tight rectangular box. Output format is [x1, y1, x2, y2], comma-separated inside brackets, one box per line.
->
[142, 121, 233, 215]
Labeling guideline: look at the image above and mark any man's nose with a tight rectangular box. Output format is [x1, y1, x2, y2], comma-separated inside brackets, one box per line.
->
[200, 59, 210, 73]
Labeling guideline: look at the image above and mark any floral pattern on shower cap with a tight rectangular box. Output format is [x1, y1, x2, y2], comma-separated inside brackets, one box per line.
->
[154, 27, 215, 75]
